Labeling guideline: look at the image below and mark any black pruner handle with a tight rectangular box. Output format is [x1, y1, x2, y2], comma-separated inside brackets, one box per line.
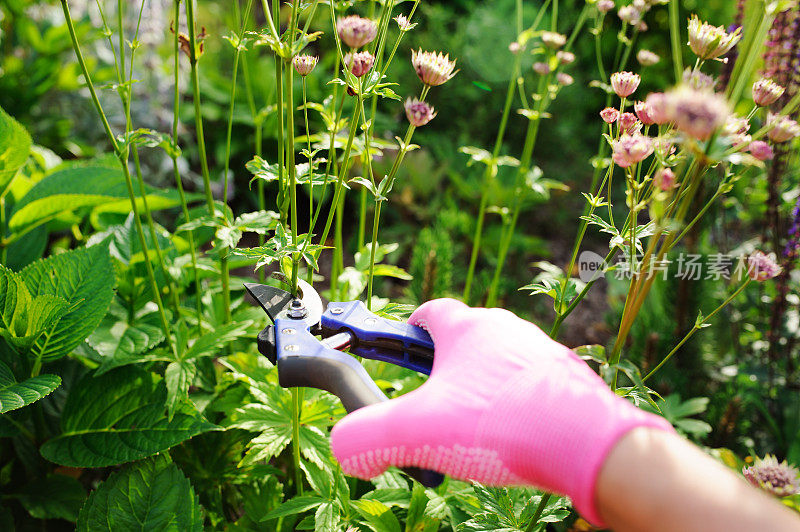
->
[273, 318, 444, 488]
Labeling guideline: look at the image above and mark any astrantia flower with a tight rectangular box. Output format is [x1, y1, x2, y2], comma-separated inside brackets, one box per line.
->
[752, 78, 785, 107]
[743, 455, 800, 496]
[611, 71, 641, 98]
[597, 0, 615, 13]
[394, 14, 416, 32]
[767, 113, 800, 143]
[412, 50, 458, 87]
[748, 140, 774, 161]
[618, 5, 641, 25]
[747, 251, 782, 281]
[654, 168, 676, 191]
[541, 31, 567, 49]
[619, 112, 639, 133]
[612, 133, 654, 168]
[644, 92, 670, 125]
[344, 51, 375, 78]
[682, 68, 716, 91]
[338, 15, 378, 49]
[688, 15, 742, 60]
[600, 107, 620, 124]
[637, 49, 660, 66]
[653, 136, 676, 158]
[634, 101, 656, 125]
[292, 54, 318, 77]
[405, 98, 437, 127]
[662, 85, 730, 141]
[556, 50, 576, 65]
[557, 73, 574, 86]
[533, 62, 551, 76]
[723, 116, 752, 147]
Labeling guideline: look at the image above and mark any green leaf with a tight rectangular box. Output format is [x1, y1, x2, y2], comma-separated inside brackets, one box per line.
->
[13, 474, 85, 522]
[40, 367, 216, 467]
[22, 244, 116, 362]
[0, 265, 69, 350]
[352, 499, 401, 532]
[0, 104, 32, 199]
[77, 454, 202, 531]
[182, 320, 252, 361]
[0, 360, 60, 413]
[88, 302, 167, 375]
[262, 495, 323, 521]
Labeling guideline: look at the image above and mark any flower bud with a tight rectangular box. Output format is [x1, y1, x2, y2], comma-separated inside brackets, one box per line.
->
[405, 98, 437, 127]
[618, 5, 641, 24]
[619, 112, 638, 132]
[610, 71, 641, 98]
[748, 140, 774, 161]
[344, 51, 375, 78]
[752, 78, 785, 107]
[533, 62, 551, 76]
[747, 251, 782, 281]
[338, 15, 378, 49]
[412, 49, 458, 87]
[637, 50, 660, 66]
[557, 72, 574, 86]
[292, 54, 319, 77]
[634, 101, 655, 125]
[541, 31, 567, 49]
[654, 168, 676, 191]
[600, 107, 620, 123]
[556, 50, 576, 65]
[612, 133, 654, 168]
[767, 113, 800, 143]
[597, 0, 615, 13]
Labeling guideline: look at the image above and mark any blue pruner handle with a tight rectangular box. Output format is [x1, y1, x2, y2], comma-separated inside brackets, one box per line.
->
[320, 301, 434, 375]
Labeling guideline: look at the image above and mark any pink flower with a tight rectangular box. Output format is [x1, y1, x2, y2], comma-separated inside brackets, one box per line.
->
[767, 113, 800, 143]
[533, 62, 551, 75]
[743, 455, 800, 497]
[597, 0, 615, 13]
[748, 141, 774, 161]
[338, 15, 378, 49]
[556, 51, 576, 65]
[557, 73, 574, 86]
[394, 14, 416, 32]
[682, 68, 716, 92]
[688, 15, 742, 60]
[292, 54, 318, 77]
[637, 49, 660, 66]
[618, 5, 641, 24]
[412, 50, 458, 87]
[610, 71, 641, 98]
[644, 93, 670, 125]
[663, 85, 730, 141]
[654, 136, 676, 158]
[619, 112, 639, 132]
[634, 101, 655, 125]
[748, 251, 782, 281]
[600, 107, 620, 124]
[404, 98, 437, 127]
[612, 133, 654, 168]
[541, 31, 567, 49]
[752, 78, 785, 107]
[509, 42, 521, 54]
[344, 51, 375, 77]
[654, 168, 676, 191]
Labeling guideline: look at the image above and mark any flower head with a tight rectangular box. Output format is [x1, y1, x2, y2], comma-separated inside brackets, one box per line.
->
[618, 5, 641, 24]
[723, 116, 752, 147]
[533, 62, 551, 76]
[509, 42, 522, 54]
[644, 92, 671, 125]
[338, 15, 378, 49]
[541, 31, 567, 49]
[412, 50, 458, 87]
[634, 100, 656, 125]
[556, 50, 576, 65]
[394, 14, 417, 32]
[654, 168, 677, 191]
[600, 107, 620, 124]
[747, 251, 782, 281]
[557, 72, 574, 86]
[597, 0, 615, 13]
[611, 71, 641, 98]
[767, 113, 800, 143]
[748, 140, 774, 161]
[619, 112, 640, 133]
[637, 49, 660, 66]
[662, 85, 730, 141]
[292, 54, 319, 77]
[688, 15, 742, 60]
[344, 51, 375, 78]
[612, 133, 654, 168]
[743, 455, 800, 496]
[405, 98, 437, 127]
[752, 78, 785, 107]
[682, 68, 716, 91]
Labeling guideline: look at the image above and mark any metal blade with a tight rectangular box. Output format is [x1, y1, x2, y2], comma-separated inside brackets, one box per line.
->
[244, 283, 294, 322]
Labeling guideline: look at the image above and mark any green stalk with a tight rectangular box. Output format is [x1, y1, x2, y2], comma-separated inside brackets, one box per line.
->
[643, 279, 751, 382]
[525, 493, 552, 532]
[668, 0, 683, 82]
[291, 388, 304, 494]
[287, 62, 300, 294]
[0, 197, 6, 265]
[60, 0, 174, 357]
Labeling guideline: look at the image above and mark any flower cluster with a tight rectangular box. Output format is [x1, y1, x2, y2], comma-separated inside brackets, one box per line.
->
[747, 251, 783, 281]
[743, 455, 800, 496]
[688, 15, 742, 61]
[612, 133, 654, 168]
[646, 85, 730, 141]
[411, 50, 458, 87]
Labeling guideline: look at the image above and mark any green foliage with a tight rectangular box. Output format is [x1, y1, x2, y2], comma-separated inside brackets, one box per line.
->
[40, 367, 216, 467]
[77, 454, 203, 531]
[0, 360, 60, 413]
[458, 484, 570, 532]
[0, 104, 32, 199]
[408, 225, 455, 304]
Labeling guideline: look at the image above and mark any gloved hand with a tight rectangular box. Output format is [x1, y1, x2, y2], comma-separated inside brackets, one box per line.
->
[330, 299, 674, 525]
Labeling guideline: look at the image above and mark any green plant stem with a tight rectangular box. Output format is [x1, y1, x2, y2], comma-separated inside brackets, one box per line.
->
[644, 279, 752, 382]
[525, 493, 552, 532]
[286, 62, 300, 294]
[171, 0, 203, 331]
[60, 0, 175, 357]
[0, 197, 6, 265]
[291, 388, 304, 494]
[668, 0, 683, 83]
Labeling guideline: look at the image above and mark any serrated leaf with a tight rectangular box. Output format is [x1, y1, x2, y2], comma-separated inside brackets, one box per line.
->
[89, 303, 167, 375]
[77, 454, 202, 531]
[262, 495, 323, 521]
[22, 244, 115, 362]
[182, 320, 251, 361]
[40, 367, 216, 467]
[13, 474, 84, 522]
[352, 499, 401, 532]
[0, 104, 32, 198]
[0, 360, 60, 413]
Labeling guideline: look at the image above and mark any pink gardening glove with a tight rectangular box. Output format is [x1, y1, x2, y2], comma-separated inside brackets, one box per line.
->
[330, 299, 673, 525]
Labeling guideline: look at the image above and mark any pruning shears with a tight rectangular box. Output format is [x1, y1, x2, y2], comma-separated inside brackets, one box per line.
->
[244, 279, 444, 488]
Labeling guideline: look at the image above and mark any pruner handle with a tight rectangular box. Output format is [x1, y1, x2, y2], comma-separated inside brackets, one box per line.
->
[274, 318, 443, 488]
